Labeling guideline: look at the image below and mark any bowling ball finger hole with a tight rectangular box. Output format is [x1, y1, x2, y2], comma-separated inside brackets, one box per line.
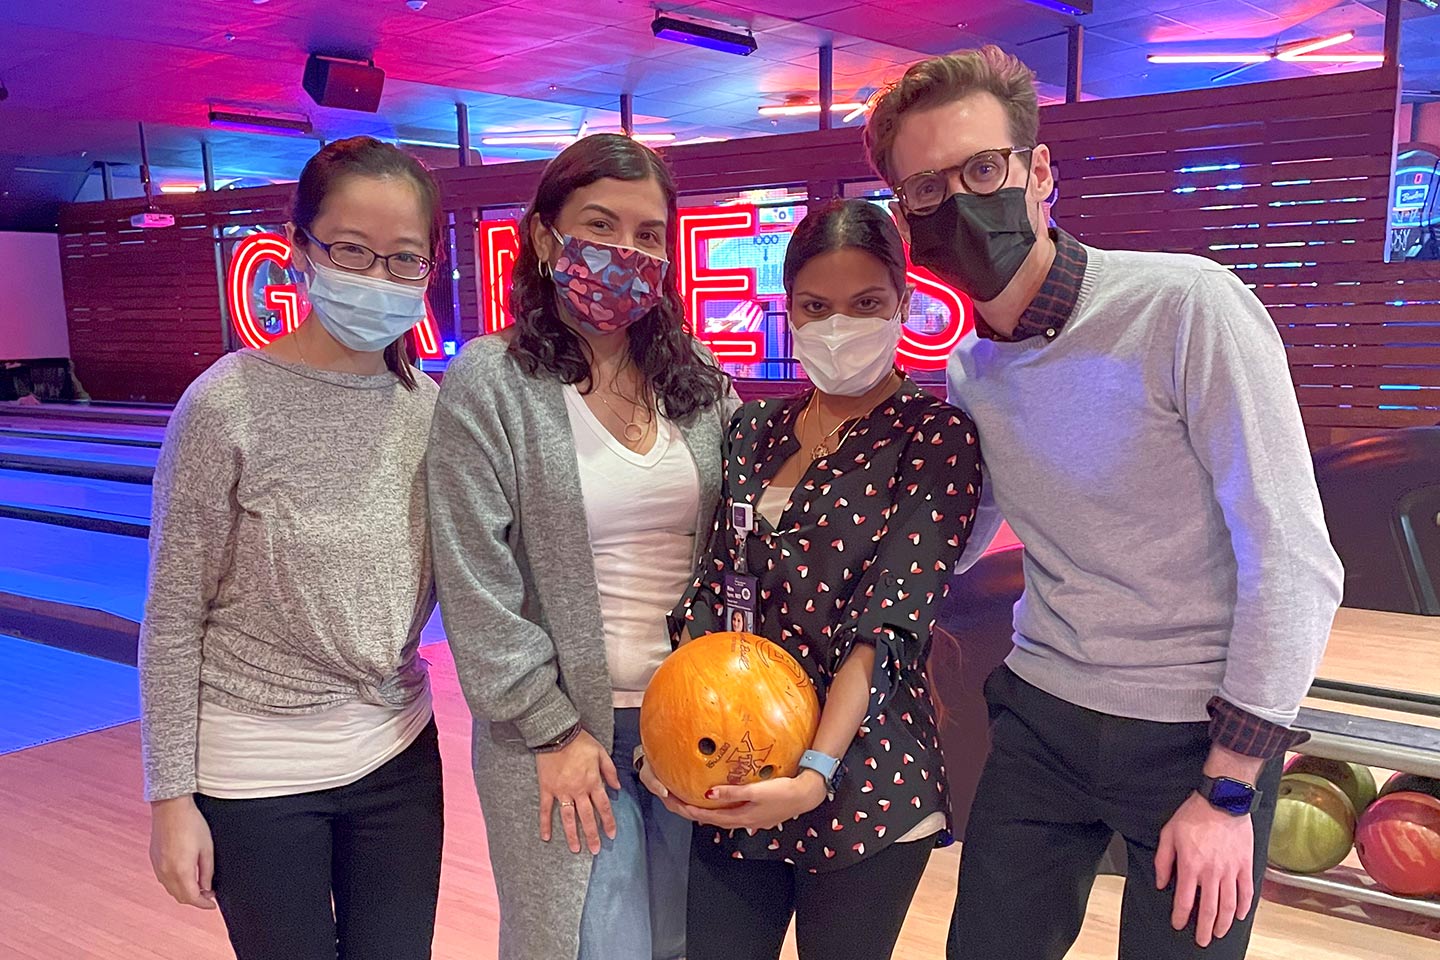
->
[698, 738, 717, 756]
[759, 765, 776, 780]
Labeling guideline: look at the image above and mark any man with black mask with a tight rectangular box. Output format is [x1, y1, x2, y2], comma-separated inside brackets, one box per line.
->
[864, 47, 1344, 960]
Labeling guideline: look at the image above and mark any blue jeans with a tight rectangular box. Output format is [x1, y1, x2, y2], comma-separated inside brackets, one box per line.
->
[578, 708, 691, 960]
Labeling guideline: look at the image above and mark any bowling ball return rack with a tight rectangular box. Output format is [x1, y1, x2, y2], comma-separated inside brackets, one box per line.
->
[1262, 678, 1440, 921]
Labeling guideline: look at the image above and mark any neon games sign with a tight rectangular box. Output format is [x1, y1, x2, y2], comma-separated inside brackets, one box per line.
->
[476, 205, 973, 372]
[224, 233, 444, 357]
[225, 206, 973, 371]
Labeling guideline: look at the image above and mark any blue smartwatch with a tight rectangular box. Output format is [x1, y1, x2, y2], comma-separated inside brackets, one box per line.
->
[798, 749, 843, 791]
[1199, 775, 1260, 816]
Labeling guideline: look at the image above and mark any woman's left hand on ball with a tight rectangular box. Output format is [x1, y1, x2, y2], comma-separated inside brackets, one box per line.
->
[688, 772, 829, 831]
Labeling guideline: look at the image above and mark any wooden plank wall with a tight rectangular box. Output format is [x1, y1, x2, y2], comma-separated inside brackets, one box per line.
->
[56, 65, 1438, 443]
[1042, 65, 1438, 446]
[58, 186, 292, 402]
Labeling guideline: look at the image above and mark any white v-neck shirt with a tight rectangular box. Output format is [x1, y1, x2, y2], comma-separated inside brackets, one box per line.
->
[564, 386, 701, 707]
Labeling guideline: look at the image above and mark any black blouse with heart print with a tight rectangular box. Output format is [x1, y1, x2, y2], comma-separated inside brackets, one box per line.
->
[671, 379, 983, 874]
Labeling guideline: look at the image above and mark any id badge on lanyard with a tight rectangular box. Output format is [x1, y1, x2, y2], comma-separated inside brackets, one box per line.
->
[724, 502, 758, 634]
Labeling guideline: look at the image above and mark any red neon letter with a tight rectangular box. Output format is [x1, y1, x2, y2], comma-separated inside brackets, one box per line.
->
[469, 214, 972, 372]
[478, 221, 520, 334]
[676, 206, 763, 362]
[897, 262, 973, 372]
[225, 232, 443, 358]
[227, 234, 297, 349]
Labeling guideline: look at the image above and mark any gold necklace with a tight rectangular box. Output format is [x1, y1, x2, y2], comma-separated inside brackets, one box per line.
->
[802, 374, 899, 461]
[802, 400, 853, 461]
[596, 389, 654, 445]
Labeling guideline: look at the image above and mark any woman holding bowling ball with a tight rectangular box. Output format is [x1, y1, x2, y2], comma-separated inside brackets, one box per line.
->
[140, 136, 444, 959]
[641, 198, 983, 960]
[427, 134, 736, 960]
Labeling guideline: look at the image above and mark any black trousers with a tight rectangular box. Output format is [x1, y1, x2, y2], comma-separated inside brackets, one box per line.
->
[194, 720, 445, 960]
[948, 668, 1282, 960]
[688, 825, 934, 960]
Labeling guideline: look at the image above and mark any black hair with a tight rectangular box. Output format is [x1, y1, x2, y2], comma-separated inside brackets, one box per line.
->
[292, 136, 445, 390]
[507, 133, 728, 421]
[782, 198, 908, 299]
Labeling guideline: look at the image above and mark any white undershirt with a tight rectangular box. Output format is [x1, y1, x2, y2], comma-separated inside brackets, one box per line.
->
[196, 687, 433, 799]
[759, 484, 943, 842]
[757, 483, 793, 528]
[565, 385, 700, 707]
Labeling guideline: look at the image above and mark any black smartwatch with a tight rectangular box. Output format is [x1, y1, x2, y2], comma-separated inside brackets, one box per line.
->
[1198, 775, 1260, 816]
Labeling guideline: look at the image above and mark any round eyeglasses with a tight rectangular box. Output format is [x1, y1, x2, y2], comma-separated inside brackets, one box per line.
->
[894, 146, 1035, 217]
[301, 229, 434, 281]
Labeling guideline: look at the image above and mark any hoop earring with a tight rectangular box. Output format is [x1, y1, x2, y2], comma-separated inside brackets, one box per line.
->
[538, 259, 553, 280]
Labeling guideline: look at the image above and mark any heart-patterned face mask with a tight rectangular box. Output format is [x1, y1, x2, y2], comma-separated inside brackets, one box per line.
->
[549, 229, 669, 333]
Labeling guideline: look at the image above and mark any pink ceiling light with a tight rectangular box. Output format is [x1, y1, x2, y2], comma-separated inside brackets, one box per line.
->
[757, 101, 869, 117]
[1148, 31, 1384, 66]
[480, 131, 677, 146]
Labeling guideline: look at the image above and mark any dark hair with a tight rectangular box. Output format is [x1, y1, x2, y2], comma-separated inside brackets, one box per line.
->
[782, 199, 908, 299]
[507, 134, 728, 421]
[292, 136, 445, 391]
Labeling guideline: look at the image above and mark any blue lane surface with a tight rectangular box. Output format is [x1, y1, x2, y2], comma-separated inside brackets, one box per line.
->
[0, 435, 159, 469]
[0, 633, 140, 754]
[0, 418, 167, 446]
[0, 469, 152, 526]
[0, 517, 149, 623]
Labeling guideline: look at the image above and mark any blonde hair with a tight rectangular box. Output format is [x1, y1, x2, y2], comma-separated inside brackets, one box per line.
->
[864, 45, 1039, 185]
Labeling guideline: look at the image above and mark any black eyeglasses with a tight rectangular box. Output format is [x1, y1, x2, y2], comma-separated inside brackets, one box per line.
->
[301, 229, 434, 281]
[893, 146, 1034, 217]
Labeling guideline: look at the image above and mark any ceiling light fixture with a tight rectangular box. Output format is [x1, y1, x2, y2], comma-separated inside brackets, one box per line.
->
[1148, 31, 1383, 66]
[208, 108, 314, 136]
[1024, 0, 1093, 14]
[651, 14, 756, 57]
[758, 101, 868, 117]
[398, 137, 463, 150]
[480, 131, 677, 147]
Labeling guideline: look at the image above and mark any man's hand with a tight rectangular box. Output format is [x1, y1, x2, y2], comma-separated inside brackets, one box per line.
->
[1155, 746, 1265, 947]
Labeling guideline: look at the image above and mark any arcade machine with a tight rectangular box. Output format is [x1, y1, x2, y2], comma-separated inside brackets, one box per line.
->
[1387, 142, 1440, 262]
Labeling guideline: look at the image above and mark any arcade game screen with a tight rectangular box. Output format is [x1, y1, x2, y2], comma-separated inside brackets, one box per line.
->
[1388, 144, 1440, 262]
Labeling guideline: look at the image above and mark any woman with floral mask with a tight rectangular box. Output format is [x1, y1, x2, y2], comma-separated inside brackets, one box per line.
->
[645, 199, 983, 960]
[140, 136, 444, 959]
[427, 134, 735, 960]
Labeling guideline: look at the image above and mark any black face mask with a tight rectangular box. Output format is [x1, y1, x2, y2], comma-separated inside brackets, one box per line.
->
[906, 187, 1037, 302]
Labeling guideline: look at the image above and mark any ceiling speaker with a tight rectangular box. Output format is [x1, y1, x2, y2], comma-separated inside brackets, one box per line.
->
[303, 55, 384, 113]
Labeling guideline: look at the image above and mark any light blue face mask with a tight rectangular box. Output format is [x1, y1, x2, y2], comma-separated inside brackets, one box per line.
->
[305, 260, 428, 352]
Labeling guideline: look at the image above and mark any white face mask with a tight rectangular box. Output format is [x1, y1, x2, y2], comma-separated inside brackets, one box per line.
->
[790, 308, 904, 396]
[305, 260, 427, 353]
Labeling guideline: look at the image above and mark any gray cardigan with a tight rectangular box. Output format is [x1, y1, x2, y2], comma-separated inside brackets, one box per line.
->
[427, 334, 731, 960]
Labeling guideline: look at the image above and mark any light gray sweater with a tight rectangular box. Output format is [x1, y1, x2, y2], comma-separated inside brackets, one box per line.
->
[427, 334, 732, 960]
[139, 351, 438, 801]
[950, 246, 1344, 728]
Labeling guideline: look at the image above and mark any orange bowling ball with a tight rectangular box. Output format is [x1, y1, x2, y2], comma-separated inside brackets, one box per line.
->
[641, 631, 820, 809]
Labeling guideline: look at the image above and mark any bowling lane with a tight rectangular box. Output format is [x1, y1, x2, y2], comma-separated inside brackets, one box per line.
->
[0, 434, 157, 483]
[1315, 608, 1440, 705]
[0, 518, 148, 624]
[0, 402, 171, 426]
[0, 419, 165, 447]
[0, 469, 151, 532]
[0, 435, 157, 468]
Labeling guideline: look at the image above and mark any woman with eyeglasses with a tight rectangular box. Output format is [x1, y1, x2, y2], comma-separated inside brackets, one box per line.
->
[141, 136, 444, 960]
[647, 199, 983, 960]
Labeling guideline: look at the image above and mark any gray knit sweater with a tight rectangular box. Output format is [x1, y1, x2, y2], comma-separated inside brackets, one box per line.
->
[139, 350, 438, 801]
